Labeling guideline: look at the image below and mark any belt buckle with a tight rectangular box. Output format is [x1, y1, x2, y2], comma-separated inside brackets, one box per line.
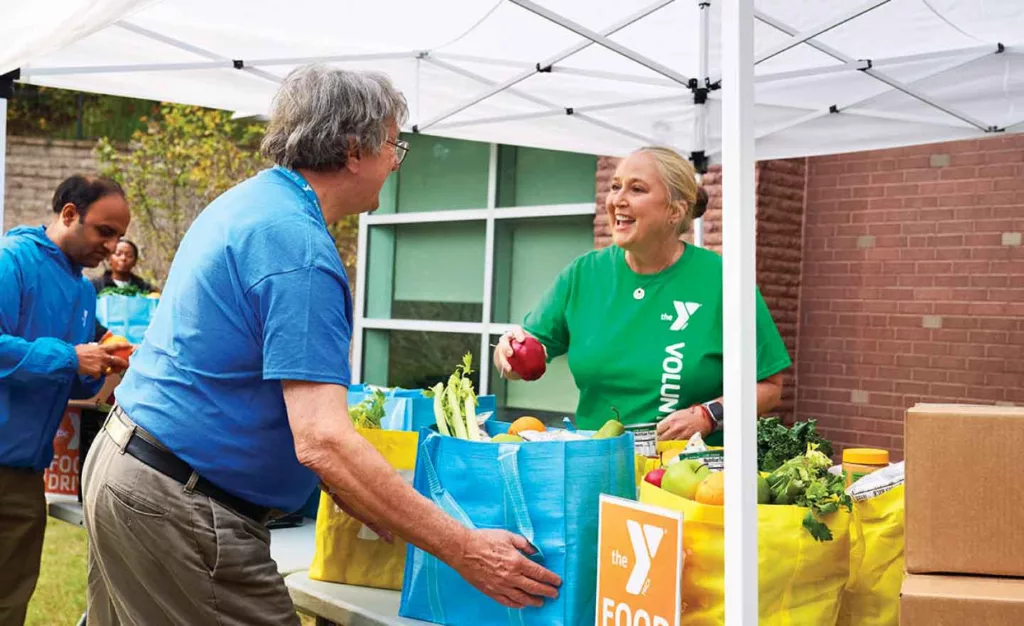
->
[105, 408, 137, 454]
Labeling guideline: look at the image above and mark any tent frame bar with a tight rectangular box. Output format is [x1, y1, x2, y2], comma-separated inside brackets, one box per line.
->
[414, 0, 676, 133]
[430, 94, 682, 131]
[753, 10, 1002, 134]
[710, 47, 996, 156]
[422, 56, 667, 148]
[507, 0, 691, 86]
[752, 0, 892, 67]
[114, 20, 282, 84]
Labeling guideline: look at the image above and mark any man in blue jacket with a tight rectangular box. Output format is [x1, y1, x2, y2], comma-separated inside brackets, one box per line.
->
[0, 174, 130, 625]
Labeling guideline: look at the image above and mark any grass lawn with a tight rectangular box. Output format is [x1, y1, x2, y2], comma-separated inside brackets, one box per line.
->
[28, 517, 315, 625]
[26, 518, 87, 626]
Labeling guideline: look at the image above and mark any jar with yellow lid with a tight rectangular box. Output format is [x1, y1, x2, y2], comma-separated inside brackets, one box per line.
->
[843, 448, 890, 487]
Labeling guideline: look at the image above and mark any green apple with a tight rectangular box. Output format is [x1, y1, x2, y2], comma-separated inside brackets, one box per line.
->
[491, 434, 524, 443]
[661, 459, 711, 499]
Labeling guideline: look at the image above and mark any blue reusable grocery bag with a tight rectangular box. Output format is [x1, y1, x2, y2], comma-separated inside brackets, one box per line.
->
[398, 426, 636, 626]
[346, 386, 496, 432]
[95, 295, 158, 344]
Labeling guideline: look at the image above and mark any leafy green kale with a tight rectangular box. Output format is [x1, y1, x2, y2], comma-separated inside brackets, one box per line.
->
[765, 444, 851, 541]
[757, 417, 834, 472]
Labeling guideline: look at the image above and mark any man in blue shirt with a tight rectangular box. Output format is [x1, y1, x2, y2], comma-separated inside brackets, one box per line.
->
[0, 175, 130, 626]
[84, 65, 560, 626]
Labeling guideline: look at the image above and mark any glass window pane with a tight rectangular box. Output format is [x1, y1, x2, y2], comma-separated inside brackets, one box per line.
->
[492, 215, 594, 325]
[363, 329, 481, 391]
[496, 146, 597, 208]
[397, 134, 490, 213]
[366, 222, 485, 323]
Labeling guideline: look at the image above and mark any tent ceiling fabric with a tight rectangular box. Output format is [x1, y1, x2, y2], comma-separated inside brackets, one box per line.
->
[3, 0, 1023, 159]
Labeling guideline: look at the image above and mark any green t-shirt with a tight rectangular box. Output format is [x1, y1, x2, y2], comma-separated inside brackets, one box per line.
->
[523, 244, 791, 437]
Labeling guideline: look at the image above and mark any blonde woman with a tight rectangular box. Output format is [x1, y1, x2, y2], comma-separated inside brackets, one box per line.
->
[494, 147, 789, 446]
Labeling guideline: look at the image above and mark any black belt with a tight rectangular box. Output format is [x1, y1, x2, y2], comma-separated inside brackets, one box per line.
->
[109, 409, 275, 524]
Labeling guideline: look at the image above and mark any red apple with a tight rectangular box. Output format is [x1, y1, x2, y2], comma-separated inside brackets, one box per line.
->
[508, 337, 547, 381]
[644, 468, 666, 488]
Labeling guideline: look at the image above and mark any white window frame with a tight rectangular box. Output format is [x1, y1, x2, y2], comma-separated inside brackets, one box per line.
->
[350, 142, 596, 395]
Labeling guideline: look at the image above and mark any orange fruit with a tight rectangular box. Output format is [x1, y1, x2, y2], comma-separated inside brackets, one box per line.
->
[694, 471, 726, 506]
[109, 344, 135, 363]
[508, 416, 546, 436]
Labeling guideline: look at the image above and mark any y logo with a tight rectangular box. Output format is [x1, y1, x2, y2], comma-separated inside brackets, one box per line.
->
[669, 301, 701, 331]
[625, 520, 665, 595]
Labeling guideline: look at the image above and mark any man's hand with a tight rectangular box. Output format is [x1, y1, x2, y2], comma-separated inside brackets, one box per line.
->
[75, 343, 128, 378]
[656, 405, 713, 441]
[452, 529, 561, 609]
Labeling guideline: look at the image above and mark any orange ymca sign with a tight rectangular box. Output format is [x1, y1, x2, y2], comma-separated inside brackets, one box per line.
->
[596, 494, 682, 626]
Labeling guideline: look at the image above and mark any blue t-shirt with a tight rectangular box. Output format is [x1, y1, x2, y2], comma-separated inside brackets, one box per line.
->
[117, 167, 353, 512]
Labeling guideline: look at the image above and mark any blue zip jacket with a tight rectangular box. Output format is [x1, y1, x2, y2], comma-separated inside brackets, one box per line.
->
[1, 225, 104, 470]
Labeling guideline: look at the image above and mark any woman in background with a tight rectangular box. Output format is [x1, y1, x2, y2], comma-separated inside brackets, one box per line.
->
[91, 239, 154, 294]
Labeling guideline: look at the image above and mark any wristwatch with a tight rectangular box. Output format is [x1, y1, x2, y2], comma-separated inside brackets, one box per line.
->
[701, 400, 724, 432]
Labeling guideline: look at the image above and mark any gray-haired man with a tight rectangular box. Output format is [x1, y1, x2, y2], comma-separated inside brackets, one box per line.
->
[83, 65, 561, 625]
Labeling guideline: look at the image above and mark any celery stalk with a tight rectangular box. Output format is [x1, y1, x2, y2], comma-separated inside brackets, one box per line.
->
[431, 383, 451, 436]
[464, 394, 479, 441]
[447, 384, 467, 439]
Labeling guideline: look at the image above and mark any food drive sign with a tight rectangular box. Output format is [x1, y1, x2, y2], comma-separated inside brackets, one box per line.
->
[596, 495, 682, 626]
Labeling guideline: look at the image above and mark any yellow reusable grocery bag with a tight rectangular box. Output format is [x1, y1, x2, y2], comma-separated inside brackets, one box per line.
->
[309, 428, 419, 590]
[640, 481, 852, 626]
[836, 484, 905, 626]
[635, 455, 661, 491]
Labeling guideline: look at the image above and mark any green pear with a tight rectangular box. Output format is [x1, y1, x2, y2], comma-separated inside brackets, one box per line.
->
[591, 419, 626, 440]
[661, 459, 711, 499]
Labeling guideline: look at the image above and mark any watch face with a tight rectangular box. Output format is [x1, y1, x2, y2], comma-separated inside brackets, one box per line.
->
[705, 401, 724, 422]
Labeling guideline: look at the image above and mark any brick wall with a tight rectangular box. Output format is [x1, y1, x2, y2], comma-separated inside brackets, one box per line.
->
[754, 159, 807, 418]
[3, 136, 100, 233]
[594, 156, 804, 419]
[799, 135, 1024, 459]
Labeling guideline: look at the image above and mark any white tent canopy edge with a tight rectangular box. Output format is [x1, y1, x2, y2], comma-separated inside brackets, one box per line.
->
[2, 2, 1023, 624]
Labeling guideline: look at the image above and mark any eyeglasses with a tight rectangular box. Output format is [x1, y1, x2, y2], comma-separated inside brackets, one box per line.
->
[386, 139, 410, 166]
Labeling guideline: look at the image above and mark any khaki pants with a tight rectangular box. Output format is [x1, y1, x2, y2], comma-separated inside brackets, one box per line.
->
[82, 416, 299, 626]
[0, 467, 46, 626]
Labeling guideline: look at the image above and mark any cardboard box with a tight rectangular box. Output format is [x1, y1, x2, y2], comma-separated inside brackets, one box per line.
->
[901, 574, 1024, 625]
[905, 403, 1024, 577]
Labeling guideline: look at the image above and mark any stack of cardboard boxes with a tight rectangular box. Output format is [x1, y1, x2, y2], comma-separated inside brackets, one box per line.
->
[901, 404, 1024, 624]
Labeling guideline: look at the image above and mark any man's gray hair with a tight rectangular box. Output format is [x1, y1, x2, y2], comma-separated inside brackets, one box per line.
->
[261, 64, 409, 171]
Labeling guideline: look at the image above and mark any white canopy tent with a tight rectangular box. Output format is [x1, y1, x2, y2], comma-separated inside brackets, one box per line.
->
[2, 1, 1023, 622]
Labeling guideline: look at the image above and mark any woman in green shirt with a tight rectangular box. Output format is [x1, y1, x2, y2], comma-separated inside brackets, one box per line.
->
[493, 147, 790, 445]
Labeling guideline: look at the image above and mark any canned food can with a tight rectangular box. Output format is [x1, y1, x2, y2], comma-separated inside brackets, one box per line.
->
[624, 422, 658, 458]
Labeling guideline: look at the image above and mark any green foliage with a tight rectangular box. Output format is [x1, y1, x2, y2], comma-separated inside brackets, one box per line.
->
[96, 104, 268, 283]
[8, 84, 157, 141]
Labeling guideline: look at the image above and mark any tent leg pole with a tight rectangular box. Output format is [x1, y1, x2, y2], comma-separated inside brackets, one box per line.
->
[721, 0, 758, 623]
[0, 96, 8, 233]
[692, 0, 711, 249]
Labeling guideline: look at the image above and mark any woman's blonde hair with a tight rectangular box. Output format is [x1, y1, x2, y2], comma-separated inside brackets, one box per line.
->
[635, 146, 709, 236]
